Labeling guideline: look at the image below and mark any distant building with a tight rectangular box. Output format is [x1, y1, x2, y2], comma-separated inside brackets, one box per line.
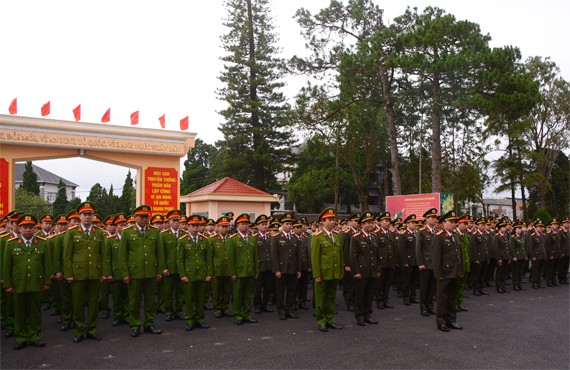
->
[472, 198, 524, 219]
[15, 163, 78, 203]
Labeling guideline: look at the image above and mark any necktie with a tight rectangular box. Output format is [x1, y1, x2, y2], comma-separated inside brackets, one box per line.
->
[175, 232, 178, 238]
[141, 228, 145, 235]
[244, 236, 248, 242]
[85, 229, 90, 237]
[26, 241, 31, 248]
[367, 235, 371, 242]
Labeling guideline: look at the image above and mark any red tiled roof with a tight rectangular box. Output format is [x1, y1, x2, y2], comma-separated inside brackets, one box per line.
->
[188, 177, 271, 196]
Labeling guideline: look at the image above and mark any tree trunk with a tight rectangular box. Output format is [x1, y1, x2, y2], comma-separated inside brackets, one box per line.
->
[508, 145, 517, 219]
[431, 66, 442, 193]
[334, 137, 340, 211]
[379, 63, 402, 195]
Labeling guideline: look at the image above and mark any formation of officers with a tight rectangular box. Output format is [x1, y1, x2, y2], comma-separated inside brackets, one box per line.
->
[1, 203, 569, 349]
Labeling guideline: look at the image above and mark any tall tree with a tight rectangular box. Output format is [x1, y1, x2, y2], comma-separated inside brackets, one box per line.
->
[15, 187, 50, 217]
[52, 178, 69, 215]
[181, 138, 218, 195]
[21, 161, 40, 195]
[216, 0, 294, 191]
[121, 170, 136, 215]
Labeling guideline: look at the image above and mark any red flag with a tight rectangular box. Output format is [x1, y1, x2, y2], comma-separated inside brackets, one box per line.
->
[159, 114, 165, 129]
[180, 116, 189, 131]
[73, 104, 81, 122]
[8, 98, 17, 114]
[41, 101, 50, 116]
[130, 111, 139, 125]
[101, 108, 111, 123]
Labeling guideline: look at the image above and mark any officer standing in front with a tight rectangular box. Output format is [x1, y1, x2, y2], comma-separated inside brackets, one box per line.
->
[398, 214, 419, 306]
[416, 208, 438, 317]
[432, 211, 464, 332]
[253, 214, 274, 315]
[311, 208, 344, 332]
[120, 205, 165, 337]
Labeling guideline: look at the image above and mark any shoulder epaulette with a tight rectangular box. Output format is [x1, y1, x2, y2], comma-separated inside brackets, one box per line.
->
[436, 230, 444, 235]
[420, 227, 427, 231]
[93, 225, 103, 230]
[333, 230, 340, 234]
[123, 225, 134, 230]
[149, 225, 158, 229]
[68, 225, 79, 230]
[0, 231, 9, 238]
[312, 231, 322, 236]
[178, 234, 188, 240]
[531, 232, 537, 237]
[106, 234, 116, 239]
[48, 233, 58, 239]
[8, 235, 18, 242]
[228, 233, 238, 238]
[160, 229, 169, 233]
[36, 235, 47, 241]
[353, 232, 362, 237]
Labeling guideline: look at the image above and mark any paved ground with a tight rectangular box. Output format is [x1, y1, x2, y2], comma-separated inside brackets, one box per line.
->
[1, 281, 569, 369]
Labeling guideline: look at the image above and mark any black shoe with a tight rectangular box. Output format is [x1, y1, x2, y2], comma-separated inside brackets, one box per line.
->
[143, 326, 162, 334]
[30, 339, 46, 347]
[421, 310, 430, 317]
[86, 334, 102, 341]
[5, 330, 14, 338]
[473, 290, 482, 296]
[365, 318, 378, 324]
[174, 314, 185, 320]
[130, 328, 140, 337]
[14, 342, 26, 350]
[298, 304, 308, 310]
[214, 313, 223, 318]
[156, 309, 165, 314]
[279, 314, 287, 320]
[532, 284, 538, 289]
[547, 282, 554, 287]
[383, 304, 394, 309]
[164, 315, 174, 322]
[377, 303, 385, 309]
[1, 322, 6, 329]
[437, 324, 449, 332]
[356, 319, 365, 326]
[263, 306, 274, 313]
[410, 299, 419, 304]
[196, 322, 210, 329]
[101, 312, 110, 319]
[245, 318, 258, 323]
[234, 319, 243, 325]
[346, 303, 354, 312]
[254, 307, 262, 314]
[519, 286, 526, 291]
[486, 282, 494, 287]
[73, 335, 84, 343]
[447, 322, 463, 330]
[319, 325, 328, 332]
[185, 324, 194, 331]
[61, 322, 72, 331]
[479, 290, 489, 295]
[48, 309, 58, 316]
[497, 288, 504, 294]
[513, 286, 520, 291]
[327, 323, 343, 330]
[287, 312, 299, 319]
[458, 306, 469, 312]
[112, 320, 121, 327]
[427, 309, 436, 315]
[503, 289, 510, 293]
[404, 300, 411, 306]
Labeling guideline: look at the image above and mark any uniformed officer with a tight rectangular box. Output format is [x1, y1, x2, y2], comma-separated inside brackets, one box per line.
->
[209, 216, 233, 318]
[311, 208, 344, 332]
[160, 209, 185, 321]
[374, 212, 395, 309]
[455, 215, 471, 311]
[271, 213, 302, 320]
[178, 215, 212, 330]
[105, 213, 129, 326]
[3, 214, 51, 350]
[99, 215, 115, 320]
[558, 217, 570, 285]
[341, 213, 359, 312]
[293, 218, 311, 310]
[528, 218, 546, 289]
[1, 212, 21, 336]
[432, 211, 463, 332]
[469, 217, 490, 296]
[350, 211, 380, 326]
[509, 219, 527, 291]
[253, 214, 274, 314]
[120, 205, 165, 337]
[398, 214, 419, 306]
[227, 213, 259, 325]
[416, 208, 439, 316]
[544, 218, 561, 287]
[492, 221, 510, 293]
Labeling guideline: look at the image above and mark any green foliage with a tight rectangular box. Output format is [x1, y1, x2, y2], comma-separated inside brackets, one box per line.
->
[545, 152, 570, 217]
[67, 197, 82, 212]
[532, 207, 552, 225]
[120, 170, 136, 215]
[52, 179, 69, 215]
[21, 161, 40, 195]
[86, 183, 122, 217]
[181, 139, 218, 195]
[216, 0, 294, 191]
[15, 187, 50, 217]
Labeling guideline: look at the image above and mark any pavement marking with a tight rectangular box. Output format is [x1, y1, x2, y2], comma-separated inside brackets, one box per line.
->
[103, 355, 114, 359]
[261, 336, 272, 340]
[304, 330, 314, 333]
[39, 364, 50, 368]
[214, 342, 224, 346]
[162, 350, 174, 353]
[394, 318, 402, 321]
[52, 344, 65, 348]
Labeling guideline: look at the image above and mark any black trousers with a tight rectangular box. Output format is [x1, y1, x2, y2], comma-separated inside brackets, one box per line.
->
[401, 266, 418, 301]
[436, 278, 458, 326]
[376, 267, 393, 304]
[342, 272, 354, 305]
[531, 259, 545, 284]
[558, 256, 569, 282]
[253, 271, 274, 310]
[419, 269, 436, 311]
[354, 277, 376, 320]
[276, 274, 297, 316]
[296, 271, 310, 306]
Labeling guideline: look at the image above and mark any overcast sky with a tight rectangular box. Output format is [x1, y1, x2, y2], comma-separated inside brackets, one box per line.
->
[2, 0, 568, 200]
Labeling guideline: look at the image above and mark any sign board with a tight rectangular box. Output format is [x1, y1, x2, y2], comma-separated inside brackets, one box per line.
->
[144, 167, 178, 216]
[0, 159, 9, 217]
[386, 193, 454, 220]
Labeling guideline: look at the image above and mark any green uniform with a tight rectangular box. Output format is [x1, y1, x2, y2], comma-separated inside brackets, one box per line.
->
[63, 225, 109, 337]
[1, 231, 16, 332]
[105, 234, 128, 323]
[208, 233, 233, 316]
[120, 224, 165, 330]
[311, 230, 343, 327]
[227, 233, 259, 322]
[52, 230, 73, 326]
[455, 230, 470, 307]
[3, 235, 51, 344]
[178, 233, 211, 325]
[160, 228, 185, 318]
[432, 230, 463, 327]
[350, 231, 380, 321]
[508, 233, 526, 290]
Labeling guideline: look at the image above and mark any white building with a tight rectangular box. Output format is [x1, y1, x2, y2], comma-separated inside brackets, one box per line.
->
[15, 163, 78, 203]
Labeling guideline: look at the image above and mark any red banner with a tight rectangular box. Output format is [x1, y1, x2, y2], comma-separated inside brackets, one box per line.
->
[386, 193, 441, 221]
[144, 167, 178, 216]
[0, 159, 10, 217]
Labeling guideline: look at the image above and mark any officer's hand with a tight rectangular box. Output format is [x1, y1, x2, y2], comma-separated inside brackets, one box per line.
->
[498, 260, 503, 266]
[354, 273, 362, 280]
[474, 260, 480, 265]
[66, 277, 74, 283]
[344, 266, 351, 272]
[107, 276, 113, 281]
[6, 287, 14, 294]
[419, 265, 426, 270]
[123, 276, 131, 284]
[507, 259, 511, 265]
[50, 274, 55, 279]
[525, 257, 528, 261]
[340, 274, 344, 280]
[376, 272, 381, 278]
[438, 276, 444, 281]
[163, 269, 170, 276]
[41, 284, 50, 291]
[181, 277, 189, 283]
[275, 271, 282, 279]
[549, 256, 554, 260]
[156, 274, 163, 282]
[55, 272, 62, 281]
[297, 272, 301, 279]
[404, 264, 409, 269]
[99, 276, 106, 283]
[307, 268, 311, 272]
[205, 276, 212, 282]
[231, 275, 237, 281]
[513, 257, 518, 262]
[531, 257, 536, 262]
[254, 273, 259, 279]
[315, 277, 322, 283]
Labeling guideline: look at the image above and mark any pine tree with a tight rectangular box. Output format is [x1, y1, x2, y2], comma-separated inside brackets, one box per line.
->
[121, 170, 136, 215]
[216, 0, 294, 191]
[22, 161, 40, 195]
[52, 178, 69, 215]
